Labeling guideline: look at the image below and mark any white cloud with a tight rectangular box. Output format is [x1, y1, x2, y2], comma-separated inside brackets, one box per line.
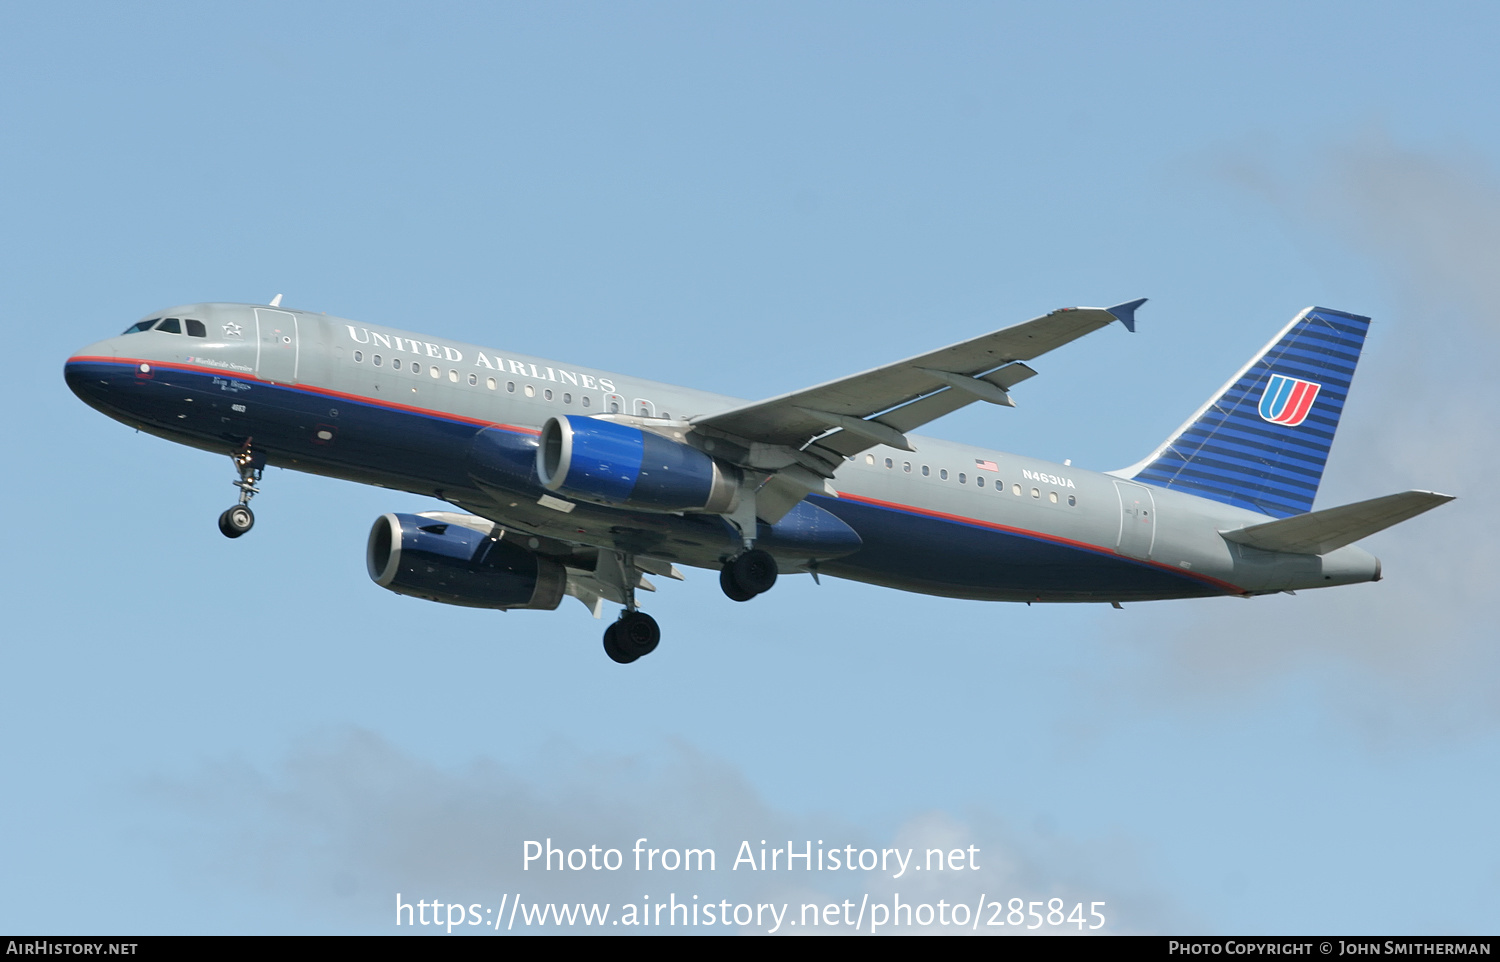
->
[148, 728, 1177, 933]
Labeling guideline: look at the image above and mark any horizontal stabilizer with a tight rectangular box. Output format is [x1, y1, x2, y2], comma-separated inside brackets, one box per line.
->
[1220, 490, 1454, 555]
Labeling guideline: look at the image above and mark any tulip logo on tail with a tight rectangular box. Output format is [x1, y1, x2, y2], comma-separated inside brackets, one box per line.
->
[1258, 374, 1322, 426]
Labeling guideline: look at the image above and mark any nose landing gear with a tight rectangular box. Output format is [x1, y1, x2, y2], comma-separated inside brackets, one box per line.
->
[218, 442, 264, 539]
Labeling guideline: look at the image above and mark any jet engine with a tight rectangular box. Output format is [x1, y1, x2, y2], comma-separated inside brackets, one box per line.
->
[366, 513, 566, 610]
[536, 415, 740, 513]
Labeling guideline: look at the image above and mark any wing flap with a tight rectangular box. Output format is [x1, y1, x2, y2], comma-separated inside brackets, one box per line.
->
[1220, 490, 1454, 555]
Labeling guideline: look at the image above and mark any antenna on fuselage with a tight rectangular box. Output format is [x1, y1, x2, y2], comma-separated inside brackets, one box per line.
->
[269, 293, 283, 307]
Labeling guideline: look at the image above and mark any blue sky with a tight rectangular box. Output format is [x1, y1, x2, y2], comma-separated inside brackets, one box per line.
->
[3, 1, 1497, 934]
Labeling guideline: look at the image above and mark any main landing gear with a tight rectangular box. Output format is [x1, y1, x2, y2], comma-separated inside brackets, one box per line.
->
[602, 610, 661, 665]
[217, 442, 264, 539]
[596, 550, 662, 665]
[719, 548, 778, 602]
[599, 548, 777, 664]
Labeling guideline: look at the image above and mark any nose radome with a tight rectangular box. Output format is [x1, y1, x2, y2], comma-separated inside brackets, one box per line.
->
[65, 338, 125, 406]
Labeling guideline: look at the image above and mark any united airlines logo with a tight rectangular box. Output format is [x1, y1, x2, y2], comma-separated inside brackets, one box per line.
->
[1258, 374, 1321, 426]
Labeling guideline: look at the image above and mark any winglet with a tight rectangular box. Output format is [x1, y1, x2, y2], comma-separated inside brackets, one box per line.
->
[1106, 298, 1147, 333]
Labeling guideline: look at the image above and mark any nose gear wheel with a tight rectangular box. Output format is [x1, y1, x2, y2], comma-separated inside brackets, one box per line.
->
[218, 505, 254, 538]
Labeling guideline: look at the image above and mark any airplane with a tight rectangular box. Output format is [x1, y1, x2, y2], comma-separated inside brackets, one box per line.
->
[64, 297, 1452, 663]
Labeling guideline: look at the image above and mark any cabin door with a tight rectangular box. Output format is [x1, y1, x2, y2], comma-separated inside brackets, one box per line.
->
[1113, 480, 1157, 560]
[254, 308, 300, 384]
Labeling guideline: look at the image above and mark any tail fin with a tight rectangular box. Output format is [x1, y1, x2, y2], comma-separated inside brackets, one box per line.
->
[1116, 307, 1371, 518]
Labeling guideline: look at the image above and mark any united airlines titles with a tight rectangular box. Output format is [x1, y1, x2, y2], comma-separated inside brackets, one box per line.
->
[345, 326, 616, 393]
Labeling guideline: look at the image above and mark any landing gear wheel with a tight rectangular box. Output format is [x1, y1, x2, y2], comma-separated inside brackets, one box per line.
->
[603, 614, 659, 663]
[615, 611, 660, 659]
[719, 565, 756, 602]
[218, 505, 255, 539]
[729, 548, 778, 597]
[602, 622, 638, 664]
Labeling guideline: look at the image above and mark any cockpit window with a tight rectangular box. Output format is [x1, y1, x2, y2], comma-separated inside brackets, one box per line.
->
[185, 319, 206, 337]
[157, 318, 182, 334]
[122, 319, 160, 334]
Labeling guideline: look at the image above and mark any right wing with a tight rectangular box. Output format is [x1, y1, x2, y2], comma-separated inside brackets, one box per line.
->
[692, 298, 1145, 466]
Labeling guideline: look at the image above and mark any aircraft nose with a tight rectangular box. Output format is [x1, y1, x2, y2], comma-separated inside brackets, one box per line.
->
[64, 339, 122, 409]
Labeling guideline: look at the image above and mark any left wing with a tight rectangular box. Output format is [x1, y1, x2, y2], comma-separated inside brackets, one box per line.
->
[693, 299, 1144, 466]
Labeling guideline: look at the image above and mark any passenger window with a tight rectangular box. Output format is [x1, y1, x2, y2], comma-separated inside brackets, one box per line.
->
[976, 476, 985, 487]
[865, 454, 875, 465]
[524, 384, 536, 397]
[468, 373, 477, 386]
[412, 363, 421, 375]
[487, 377, 496, 390]
[1032, 488, 1040, 499]
[903, 462, 911, 473]
[507, 381, 516, 393]
[429, 366, 440, 379]
[959, 473, 966, 484]
[1068, 495, 1076, 506]
[374, 355, 383, 366]
[157, 318, 182, 334]
[1012, 483, 1021, 495]
[545, 389, 554, 401]
[1049, 491, 1058, 503]
[939, 468, 948, 480]
[354, 351, 363, 363]
[122, 319, 159, 334]
[393, 358, 402, 370]
[449, 370, 458, 382]
[885, 458, 893, 469]
[582, 395, 591, 408]
[563, 393, 572, 404]
[185, 319, 206, 337]
[922, 465, 930, 477]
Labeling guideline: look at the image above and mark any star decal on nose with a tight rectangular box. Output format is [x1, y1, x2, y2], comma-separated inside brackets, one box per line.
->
[222, 322, 243, 338]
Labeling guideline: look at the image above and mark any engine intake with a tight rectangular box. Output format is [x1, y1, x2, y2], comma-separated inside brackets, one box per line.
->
[537, 416, 739, 513]
[367, 513, 565, 610]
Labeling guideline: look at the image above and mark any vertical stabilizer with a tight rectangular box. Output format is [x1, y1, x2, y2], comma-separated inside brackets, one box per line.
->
[1116, 307, 1371, 518]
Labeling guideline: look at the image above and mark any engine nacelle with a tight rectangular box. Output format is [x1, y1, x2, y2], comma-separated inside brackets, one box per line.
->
[537, 415, 739, 513]
[366, 513, 566, 610]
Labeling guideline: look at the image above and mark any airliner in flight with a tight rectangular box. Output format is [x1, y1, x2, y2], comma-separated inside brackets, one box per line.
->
[65, 297, 1451, 663]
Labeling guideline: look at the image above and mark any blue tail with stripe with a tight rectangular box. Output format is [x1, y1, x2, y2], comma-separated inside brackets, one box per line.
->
[1119, 307, 1371, 519]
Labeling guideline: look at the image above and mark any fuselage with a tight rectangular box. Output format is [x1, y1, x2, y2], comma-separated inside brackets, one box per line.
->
[65, 303, 1381, 604]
